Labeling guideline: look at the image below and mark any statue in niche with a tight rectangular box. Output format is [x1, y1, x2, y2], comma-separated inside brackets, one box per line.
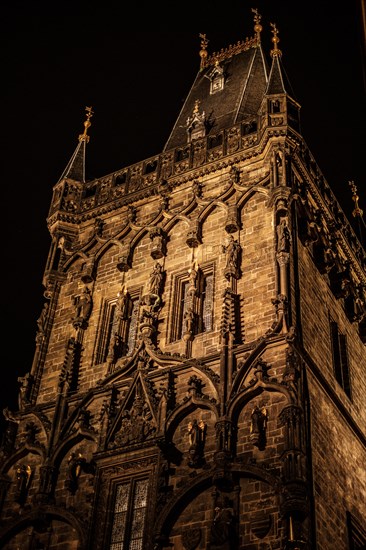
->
[250, 405, 268, 448]
[187, 418, 206, 468]
[210, 498, 236, 549]
[183, 306, 195, 337]
[107, 332, 123, 365]
[15, 464, 32, 504]
[140, 262, 164, 326]
[66, 451, 86, 494]
[186, 259, 199, 299]
[276, 217, 291, 252]
[148, 262, 164, 297]
[117, 286, 129, 320]
[222, 234, 241, 279]
[72, 286, 92, 328]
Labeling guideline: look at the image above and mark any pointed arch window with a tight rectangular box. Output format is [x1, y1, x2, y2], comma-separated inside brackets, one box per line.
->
[94, 289, 141, 365]
[170, 264, 214, 342]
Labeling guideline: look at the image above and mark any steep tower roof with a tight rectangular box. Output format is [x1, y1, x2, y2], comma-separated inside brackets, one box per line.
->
[163, 10, 269, 152]
[265, 22, 297, 99]
[57, 106, 94, 183]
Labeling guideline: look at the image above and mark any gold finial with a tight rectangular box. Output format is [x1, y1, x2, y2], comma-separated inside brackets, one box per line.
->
[199, 33, 209, 70]
[270, 22, 282, 57]
[193, 99, 200, 114]
[349, 180, 364, 217]
[251, 8, 262, 41]
[78, 106, 94, 143]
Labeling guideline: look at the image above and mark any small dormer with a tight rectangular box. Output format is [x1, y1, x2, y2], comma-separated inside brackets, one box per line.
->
[186, 100, 206, 143]
[208, 59, 225, 94]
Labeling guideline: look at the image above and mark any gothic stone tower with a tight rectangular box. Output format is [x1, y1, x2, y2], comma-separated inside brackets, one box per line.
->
[1, 12, 366, 550]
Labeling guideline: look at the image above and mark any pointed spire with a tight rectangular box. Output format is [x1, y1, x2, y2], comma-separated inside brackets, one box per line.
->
[58, 106, 94, 183]
[266, 22, 297, 98]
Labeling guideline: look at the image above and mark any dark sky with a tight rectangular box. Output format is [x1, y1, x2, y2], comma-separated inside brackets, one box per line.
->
[1, 1, 365, 426]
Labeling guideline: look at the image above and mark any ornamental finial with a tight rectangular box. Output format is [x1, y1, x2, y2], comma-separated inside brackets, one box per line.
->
[199, 33, 209, 70]
[78, 106, 94, 143]
[251, 8, 262, 41]
[270, 22, 282, 58]
[349, 180, 364, 218]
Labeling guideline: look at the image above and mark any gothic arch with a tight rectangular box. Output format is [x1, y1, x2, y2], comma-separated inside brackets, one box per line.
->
[153, 463, 281, 545]
[163, 213, 191, 236]
[165, 395, 219, 440]
[0, 444, 46, 475]
[228, 380, 292, 423]
[0, 505, 87, 549]
[236, 184, 270, 212]
[197, 199, 228, 228]
[51, 429, 98, 471]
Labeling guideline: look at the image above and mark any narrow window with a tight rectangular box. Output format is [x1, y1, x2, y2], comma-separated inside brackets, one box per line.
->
[126, 297, 139, 356]
[330, 318, 351, 398]
[198, 272, 214, 333]
[109, 478, 149, 550]
[170, 264, 214, 342]
[95, 290, 141, 365]
[95, 302, 118, 365]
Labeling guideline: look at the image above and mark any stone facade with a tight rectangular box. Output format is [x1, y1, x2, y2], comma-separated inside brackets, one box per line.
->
[0, 16, 365, 550]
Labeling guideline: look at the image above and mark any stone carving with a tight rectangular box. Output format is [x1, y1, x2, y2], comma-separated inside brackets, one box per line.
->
[187, 418, 206, 468]
[276, 217, 291, 252]
[72, 286, 93, 329]
[150, 227, 166, 259]
[210, 500, 236, 548]
[112, 396, 156, 448]
[222, 235, 241, 280]
[250, 406, 268, 449]
[15, 464, 32, 504]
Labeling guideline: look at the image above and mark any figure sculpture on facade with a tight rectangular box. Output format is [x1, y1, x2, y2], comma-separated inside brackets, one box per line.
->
[187, 418, 206, 467]
[210, 499, 236, 549]
[276, 217, 291, 253]
[66, 452, 86, 494]
[15, 464, 32, 504]
[36, 302, 49, 336]
[72, 286, 93, 329]
[17, 373, 32, 411]
[222, 234, 241, 279]
[148, 262, 164, 296]
[117, 286, 129, 320]
[250, 405, 268, 448]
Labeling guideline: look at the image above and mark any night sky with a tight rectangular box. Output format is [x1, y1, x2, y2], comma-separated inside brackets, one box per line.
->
[1, 1, 365, 428]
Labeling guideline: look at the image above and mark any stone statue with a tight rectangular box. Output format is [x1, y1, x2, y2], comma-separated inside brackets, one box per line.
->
[148, 262, 163, 296]
[222, 235, 241, 279]
[277, 217, 291, 252]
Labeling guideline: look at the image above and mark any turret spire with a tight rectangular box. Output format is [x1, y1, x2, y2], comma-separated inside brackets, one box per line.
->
[57, 106, 93, 183]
